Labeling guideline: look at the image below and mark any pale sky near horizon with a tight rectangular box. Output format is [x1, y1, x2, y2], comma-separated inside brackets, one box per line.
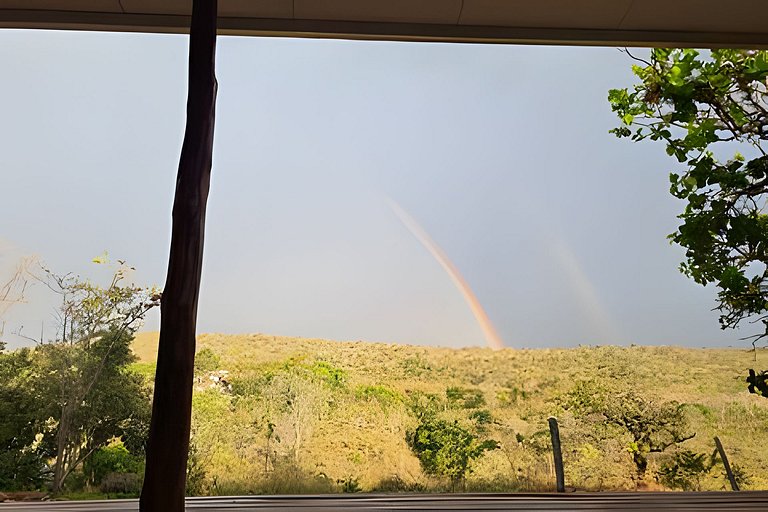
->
[0, 30, 747, 349]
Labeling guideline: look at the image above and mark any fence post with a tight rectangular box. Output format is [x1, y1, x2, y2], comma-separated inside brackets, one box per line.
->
[548, 417, 565, 492]
[714, 436, 739, 491]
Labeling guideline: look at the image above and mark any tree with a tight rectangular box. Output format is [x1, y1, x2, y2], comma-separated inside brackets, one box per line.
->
[406, 418, 498, 490]
[562, 382, 695, 482]
[609, 49, 768, 352]
[0, 257, 32, 347]
[30, 263, 158, 493]
[141, 0, 218, 509]
[0, 348, 49, 491]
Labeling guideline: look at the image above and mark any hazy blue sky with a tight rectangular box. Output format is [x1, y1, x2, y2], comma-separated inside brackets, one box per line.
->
[0, 30, 744, 349]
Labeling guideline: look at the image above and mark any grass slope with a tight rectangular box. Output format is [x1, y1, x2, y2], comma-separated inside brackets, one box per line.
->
[131, 332, 768, 493]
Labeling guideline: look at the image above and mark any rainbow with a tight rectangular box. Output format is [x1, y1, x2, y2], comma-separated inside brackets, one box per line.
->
[389, 200, 505, 350]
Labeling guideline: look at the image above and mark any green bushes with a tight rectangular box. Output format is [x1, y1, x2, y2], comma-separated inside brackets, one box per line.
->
[86, 442, 143, 486]
[99, 473, 141, 495]
[355, 385, 402, 408]
[195, 348, 222, 374]
[658, 450, 711, 491]
[446, 387, 486, 409]
[406, 418, 498, 490]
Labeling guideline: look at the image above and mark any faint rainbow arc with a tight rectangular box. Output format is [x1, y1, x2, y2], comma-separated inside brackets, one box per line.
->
[388, 200, 506, 350]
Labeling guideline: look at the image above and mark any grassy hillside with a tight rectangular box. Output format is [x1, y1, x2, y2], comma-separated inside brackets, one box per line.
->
[132, 332, 768, 494]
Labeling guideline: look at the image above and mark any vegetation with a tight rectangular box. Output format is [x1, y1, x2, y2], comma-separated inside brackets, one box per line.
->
[2, 327, 768, 496]
[2, 256, 768, 497]
[609, 49, 768, 388]
[0, 262, 157, 495]
[407, 418, 498, 490]
[135, 333, 767, 494]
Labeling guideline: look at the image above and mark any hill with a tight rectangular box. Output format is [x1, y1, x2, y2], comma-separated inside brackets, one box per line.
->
[132, 333, 768, 493]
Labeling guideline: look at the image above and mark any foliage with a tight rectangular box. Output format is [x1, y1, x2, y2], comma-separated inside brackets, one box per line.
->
[446, 387, 486, 409]
[195, 348, 221, 375]
[338, 476, 362, 493]
[747, 369, 768, 397]
[658, 450, 712, 491]
[0, 349, 49, 490]
[609, 49, 768, 359]
[85, 441, 143, 487]
[355, 385, 402, 408]
[98, 472, 141, 495]
[310, 361, 347, 388]
[406, 418, 498, 489]
[186, 438, 208, 496]
[0, 262, 156, 493]
[562, 381, 695, 480]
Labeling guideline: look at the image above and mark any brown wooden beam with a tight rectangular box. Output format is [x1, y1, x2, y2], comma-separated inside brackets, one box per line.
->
[139, 0, 217, 510]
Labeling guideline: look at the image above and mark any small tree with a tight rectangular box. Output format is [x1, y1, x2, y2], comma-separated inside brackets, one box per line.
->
[563, 382, 695, 482]
[658, 450, 711, 491]
[407, 418, 498, 491]
[30, 262, 158, 492]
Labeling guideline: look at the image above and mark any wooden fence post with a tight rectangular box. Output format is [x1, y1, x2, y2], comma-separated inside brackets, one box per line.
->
[548, 417, 565, 493]
[714, 436, 740, 491]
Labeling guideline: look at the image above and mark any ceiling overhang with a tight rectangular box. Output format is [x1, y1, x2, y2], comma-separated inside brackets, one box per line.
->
[1, 1, 767, 48]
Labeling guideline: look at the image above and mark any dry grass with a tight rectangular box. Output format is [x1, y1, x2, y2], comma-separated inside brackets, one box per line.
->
[132, 332, 768, 493]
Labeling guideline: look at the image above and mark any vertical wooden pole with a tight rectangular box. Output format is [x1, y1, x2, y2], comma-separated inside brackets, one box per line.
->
[548, 417, 565, 493]
[140, 1, 217, 510]
[714, 436, 740, 491]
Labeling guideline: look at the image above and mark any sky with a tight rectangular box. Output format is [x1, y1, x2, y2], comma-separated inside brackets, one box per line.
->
[0, 30, 746, 349]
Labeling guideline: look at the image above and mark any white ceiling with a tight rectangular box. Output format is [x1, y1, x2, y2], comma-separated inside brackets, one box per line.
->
[1, 0, 766, 47]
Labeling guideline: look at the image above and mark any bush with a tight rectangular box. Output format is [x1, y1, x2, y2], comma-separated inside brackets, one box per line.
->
[310, 361, 347, 388]
[446, 387, 486, 409]
[407, 419, 498, 490]
[338, 476, 362, 493]
[195, 348, 221, 374]
[355, 385, 402, 408]
[255, 462, 336, 494]
[658, 450, 711, 491]
[86, 442, 143, 487]
[99, 472, 141, 495]
[371, 475, 425, 493]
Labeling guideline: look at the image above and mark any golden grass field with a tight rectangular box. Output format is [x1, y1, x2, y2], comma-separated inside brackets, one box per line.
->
[131, 332, 768, 494]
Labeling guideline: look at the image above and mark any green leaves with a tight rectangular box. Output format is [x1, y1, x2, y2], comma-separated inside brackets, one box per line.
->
[610, 48, 768, 343]
[406, 418, 498, 486]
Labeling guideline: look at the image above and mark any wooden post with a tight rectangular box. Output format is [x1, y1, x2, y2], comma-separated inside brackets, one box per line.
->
[714, 436, 740, 491]
[139, 1, 217, 511]
[548, 417, 565, 493]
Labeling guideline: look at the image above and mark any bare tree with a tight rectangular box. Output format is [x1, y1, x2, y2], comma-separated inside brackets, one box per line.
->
[0, 257, 33, 345]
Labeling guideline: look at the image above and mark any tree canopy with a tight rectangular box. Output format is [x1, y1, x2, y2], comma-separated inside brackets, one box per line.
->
[0, 261, 158, 493]
[610, 49, 768, 354]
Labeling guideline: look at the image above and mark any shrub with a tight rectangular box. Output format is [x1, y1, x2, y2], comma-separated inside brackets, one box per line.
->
[311, 361, 347, 388]
[371, 475, 425, 493]
[195, 348, 222, 374]
[99, 472, 141, 495]
[86, 442, 143, 487]
[406, 419, 498, 490]
[355, 385, 402, 407]
[446, 387, 485, 409]
[339, 476, 362, 493]
[658, 450, 711, 491]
